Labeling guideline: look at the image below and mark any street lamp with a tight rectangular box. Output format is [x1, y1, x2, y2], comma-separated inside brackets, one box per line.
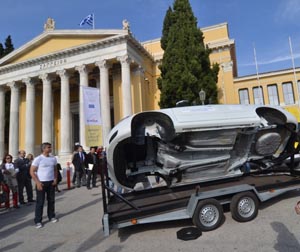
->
[199, 89, 206, 105]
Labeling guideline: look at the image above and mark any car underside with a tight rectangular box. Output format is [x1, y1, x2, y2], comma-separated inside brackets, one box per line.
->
[107, 105, 300, 190]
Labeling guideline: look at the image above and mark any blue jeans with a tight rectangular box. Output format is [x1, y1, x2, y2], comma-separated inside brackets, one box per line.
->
[34, 181, 55, 224]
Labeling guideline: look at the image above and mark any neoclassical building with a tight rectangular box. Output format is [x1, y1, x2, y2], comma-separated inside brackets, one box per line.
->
[0, 20, 158, 160]
[0, 19, 299, 162]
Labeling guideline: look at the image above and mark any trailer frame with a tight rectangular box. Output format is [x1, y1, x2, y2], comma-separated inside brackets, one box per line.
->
[101, 162, 300, 237]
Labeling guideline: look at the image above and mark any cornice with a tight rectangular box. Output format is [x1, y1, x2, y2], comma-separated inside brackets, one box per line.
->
[142, 37, 161, 45]
[0, 34, 127, 75]
[127, 35, 154, 62]
[206, 39, 235, 50]
[201, 22, 228, 32]
[234, 67, 300, 82]
[0, 29, 129, 65]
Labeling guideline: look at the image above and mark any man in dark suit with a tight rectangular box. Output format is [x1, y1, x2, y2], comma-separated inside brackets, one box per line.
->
[85, 147, 98, 189]
[72, 145, 87, 188]
[15, 150, 34, 204]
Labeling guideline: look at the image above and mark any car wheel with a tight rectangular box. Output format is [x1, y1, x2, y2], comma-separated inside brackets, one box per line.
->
[230, 191, 259, 222]
[192, 199, 224, 231]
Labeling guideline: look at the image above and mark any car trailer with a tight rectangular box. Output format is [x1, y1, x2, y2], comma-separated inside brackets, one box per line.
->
[101, 167, 300, 237]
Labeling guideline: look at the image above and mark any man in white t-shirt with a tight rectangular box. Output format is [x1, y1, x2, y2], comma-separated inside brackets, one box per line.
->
[30, 142, 58, 229]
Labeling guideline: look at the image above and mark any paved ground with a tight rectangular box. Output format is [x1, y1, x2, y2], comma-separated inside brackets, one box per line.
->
[1, 178, 300, 252]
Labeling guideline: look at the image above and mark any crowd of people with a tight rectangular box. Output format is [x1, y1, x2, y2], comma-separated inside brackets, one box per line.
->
[0, 150, 35, 209]
[0, 143, 106, 207]
[71, 144, 105, 190]
[0, 142, 107, 228]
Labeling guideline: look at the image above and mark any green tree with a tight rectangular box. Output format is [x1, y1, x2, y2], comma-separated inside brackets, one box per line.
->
[4, 35, 14, 56]
[0, 36, 14, 150]
[0, 43, 4, 58]
[157, 0, 219, 108]
[161, 7, 173, 51]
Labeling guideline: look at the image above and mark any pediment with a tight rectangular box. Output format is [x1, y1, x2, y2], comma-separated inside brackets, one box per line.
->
[0, 29, 128, 66]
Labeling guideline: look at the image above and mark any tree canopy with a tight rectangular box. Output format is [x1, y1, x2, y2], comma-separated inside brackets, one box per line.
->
[0, 35, 14, 148]
[157, 0, 219, 108]
[0, 35, 14, 59]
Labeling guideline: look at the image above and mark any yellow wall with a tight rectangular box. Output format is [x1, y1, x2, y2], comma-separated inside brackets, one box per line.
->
[53, 89, 60, 152]
[113, 73, 122, 123]
[234, 71, 300, 120]
[132, 71, 143, 113]
[12, 36, 111, 64]
[19, 87, 42, 153]
[202, 24, 229, 43]
[143, 39, 162, 56]
[19, 89, 26, 149]
[35, 92, 42, 149]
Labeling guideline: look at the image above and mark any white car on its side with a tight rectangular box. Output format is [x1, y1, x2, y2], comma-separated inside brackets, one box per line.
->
[106, 105, 299, 191]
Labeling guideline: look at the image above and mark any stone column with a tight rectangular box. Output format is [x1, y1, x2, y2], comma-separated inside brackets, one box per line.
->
[75, 65, 89, 149]
[23, 78, 36, 155]
[118, 55, 132, 118]
[0, 86, 5, 160]
[96, 78, 100, 89]
[57, 70, 71, 155]
[134, 65, 146, 112]
[39, 74, 54, 144]
[8, 82, 20, 158]
[95, 60, 112, 146]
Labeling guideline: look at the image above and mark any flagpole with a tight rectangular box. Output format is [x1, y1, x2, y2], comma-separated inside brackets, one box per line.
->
[253, 43, 263, 104]
[288, 36, 300, 106]
[93, 13, 95, 29]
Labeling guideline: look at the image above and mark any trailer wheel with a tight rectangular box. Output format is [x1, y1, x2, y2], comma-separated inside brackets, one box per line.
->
[230, 191, 259, 222]
[192, 199, 223, 231]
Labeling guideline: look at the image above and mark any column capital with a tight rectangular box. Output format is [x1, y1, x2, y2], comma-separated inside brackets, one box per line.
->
[95, 60, 112, 70]
[221, 61, 233, 72]
[133, 65, 145, 76]
[22, 78, 38, 88]
[39, 73, 54, 83]
[117, 55, 132, 66]
[7, 81, 20, 90]
[56, 69, 70, 79]
[75, 65, 88, 75]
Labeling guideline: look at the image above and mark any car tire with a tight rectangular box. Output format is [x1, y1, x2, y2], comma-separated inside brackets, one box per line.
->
[230, 191, 259, 222]
[192, 199, 223, 231]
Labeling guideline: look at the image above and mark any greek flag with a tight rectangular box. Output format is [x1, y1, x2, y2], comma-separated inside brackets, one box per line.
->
[79, 14, 94, 27]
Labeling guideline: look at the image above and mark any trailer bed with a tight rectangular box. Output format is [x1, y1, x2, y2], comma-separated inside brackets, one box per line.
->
[107, 173, 300, 224]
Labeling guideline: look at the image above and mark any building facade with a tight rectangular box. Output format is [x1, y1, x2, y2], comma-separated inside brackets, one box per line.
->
[0, 20, 299, 161]
[0, 22, 158, 160]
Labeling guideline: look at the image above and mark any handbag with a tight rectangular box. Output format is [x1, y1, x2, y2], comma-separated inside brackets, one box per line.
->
[57, 170, 62, 183]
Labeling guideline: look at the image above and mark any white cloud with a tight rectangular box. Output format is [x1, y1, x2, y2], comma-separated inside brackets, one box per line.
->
[240, 53, 300, 67]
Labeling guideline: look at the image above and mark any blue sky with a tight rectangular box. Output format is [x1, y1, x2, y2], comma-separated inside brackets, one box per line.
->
[1, 0, 300, 76]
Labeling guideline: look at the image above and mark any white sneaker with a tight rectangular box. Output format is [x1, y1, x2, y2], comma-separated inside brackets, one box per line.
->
[50, 217, 58, 223]
[35, 223, 43, 229]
